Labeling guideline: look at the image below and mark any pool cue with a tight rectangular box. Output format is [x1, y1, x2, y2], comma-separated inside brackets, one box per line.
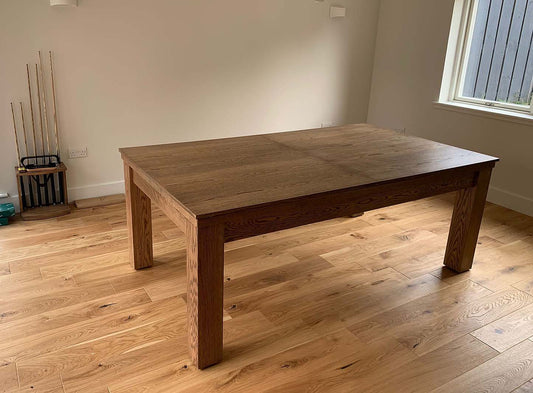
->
[20, 103, 29, 157]
[27, 64, 43, 207]
[10, 103, 22, 168]
[20, 102, 35, 207]
[13, 103, 27, 210]
[35, 64, 45, 157]
[26, 64, 37, 157]
[35, 65, 50, 205]
[49, 51, 60, 159]
[48, 51, 60, 203]
[38, 51, 51, 163]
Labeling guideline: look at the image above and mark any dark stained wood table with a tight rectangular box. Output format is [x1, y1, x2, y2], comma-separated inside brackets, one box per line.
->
[120, 124, 499, 369]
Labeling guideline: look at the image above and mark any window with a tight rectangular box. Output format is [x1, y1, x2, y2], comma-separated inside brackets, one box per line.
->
[440, 0, 533, 116]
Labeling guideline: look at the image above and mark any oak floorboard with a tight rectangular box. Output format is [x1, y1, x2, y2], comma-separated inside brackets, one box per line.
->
[429, 240, 533, 292]
[224, 266, 405, 319]
[0, 263, 10, 276]
[0, 281, 116, 325]
[18, 307, 189, 389]
[107, 314, 314, 393]
[353, 334, 497, 393]
[0, 222, 113, 252]
[12, 375, 65, 393]
[0, 270, 48, 295]
[60, 311, 274, 392]
[7, 229, 168, 274]
[223, 255, 334, 299]
[2, 229, 128, 264]
[431, 339, 533, 393]
[265, 334, 497, 393]
[0, 297, 183, 363]
[0, 288, 151, 342]
[349, 279, 492, 344]
[514, 279, 533, 296]
[185, 329, 416, 393]
[252, 218, 376, 257]
[0, 361, 18, 392]
[278, 274, 448, 331]
[0, 196, 531, 391]
[513, 379, 533, 392]
[472, 302, 533, 352]
[390, 288, 533, 356]
[0, 275, 78, 303]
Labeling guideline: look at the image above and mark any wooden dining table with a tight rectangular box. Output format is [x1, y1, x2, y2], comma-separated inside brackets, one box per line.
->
[119, 124, 498, 369]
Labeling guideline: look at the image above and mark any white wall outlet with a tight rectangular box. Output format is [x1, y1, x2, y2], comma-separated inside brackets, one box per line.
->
[394, 128, 407, 135]
[0, 193, 9, 199]
[330, 6, 346, 18]
[68, 147, 88, 159]
[321, 121, 336, 128]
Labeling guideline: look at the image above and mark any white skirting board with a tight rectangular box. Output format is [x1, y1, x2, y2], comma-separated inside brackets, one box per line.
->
[7, 180, 125, 213]
[68, 180, 125, 202]
[487, 186, 533, 218]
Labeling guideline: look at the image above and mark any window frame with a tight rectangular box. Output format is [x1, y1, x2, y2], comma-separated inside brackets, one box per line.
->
[440, 0, 533, 116]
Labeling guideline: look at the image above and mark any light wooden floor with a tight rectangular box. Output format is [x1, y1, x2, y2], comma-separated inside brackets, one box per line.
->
[1, 195, 533, 392]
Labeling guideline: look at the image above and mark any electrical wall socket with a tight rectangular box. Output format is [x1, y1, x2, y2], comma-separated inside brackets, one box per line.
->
[321, 121, 336, 128]
[330, 6, 346, 18]
[68, 147, 88, 159]
[0, 193, 9, 199]
[394, 128, 407, 135]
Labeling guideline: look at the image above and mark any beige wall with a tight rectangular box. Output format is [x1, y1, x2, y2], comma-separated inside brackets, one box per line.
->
[367, 0, 533, 216]
[0, 0, 380, 209]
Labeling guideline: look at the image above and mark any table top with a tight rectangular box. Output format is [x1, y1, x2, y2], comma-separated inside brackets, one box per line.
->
[120, 124, 498, 218]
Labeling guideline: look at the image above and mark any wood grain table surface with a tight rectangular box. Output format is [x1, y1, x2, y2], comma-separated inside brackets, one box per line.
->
[120, 123, 498, 369]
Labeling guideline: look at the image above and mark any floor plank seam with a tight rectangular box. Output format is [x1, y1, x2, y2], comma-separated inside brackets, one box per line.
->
[38, 266, 45, 281]
[468, 332, 506, 354]
[388, 266, 411, 280]
[108, 279, 119, 295]
[59, 370, 66, 393]
[142, 286, 155, 302]
[512, 285, 533, 298]
[467, 278, 495, 293]
[14, 361, 21, 391]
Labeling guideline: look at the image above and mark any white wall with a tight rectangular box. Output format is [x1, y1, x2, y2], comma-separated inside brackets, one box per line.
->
[367, 0, 533, 217]
[0, 0, 381, 209]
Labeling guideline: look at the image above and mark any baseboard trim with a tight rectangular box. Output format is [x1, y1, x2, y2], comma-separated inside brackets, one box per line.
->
[488, 186, 533, 217]
[7, 180, 126, 213]
[68, 180, 125, 202]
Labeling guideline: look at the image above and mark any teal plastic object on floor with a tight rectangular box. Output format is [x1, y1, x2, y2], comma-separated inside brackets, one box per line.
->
[0, 203, 15, 225]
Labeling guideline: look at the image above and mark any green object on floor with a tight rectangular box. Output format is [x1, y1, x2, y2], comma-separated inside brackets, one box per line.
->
[0, 203, 15, 225]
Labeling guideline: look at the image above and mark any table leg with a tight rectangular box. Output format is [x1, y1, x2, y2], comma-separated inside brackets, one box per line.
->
[444, 168, 492, 272]
[186, 221, 224, 369]
[124, 163, 153, 270]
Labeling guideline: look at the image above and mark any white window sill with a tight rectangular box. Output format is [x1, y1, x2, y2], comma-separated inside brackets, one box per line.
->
[433, 101, 533, 127]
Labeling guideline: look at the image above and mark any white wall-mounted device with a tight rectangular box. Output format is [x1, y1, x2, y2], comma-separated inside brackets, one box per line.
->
[330, 6, 346, 18]
[50, 0, 78, 6]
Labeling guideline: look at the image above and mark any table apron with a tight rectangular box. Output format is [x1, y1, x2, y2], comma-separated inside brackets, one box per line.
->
[132, 168, 193, 233]
[218, 167, 484, 242]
